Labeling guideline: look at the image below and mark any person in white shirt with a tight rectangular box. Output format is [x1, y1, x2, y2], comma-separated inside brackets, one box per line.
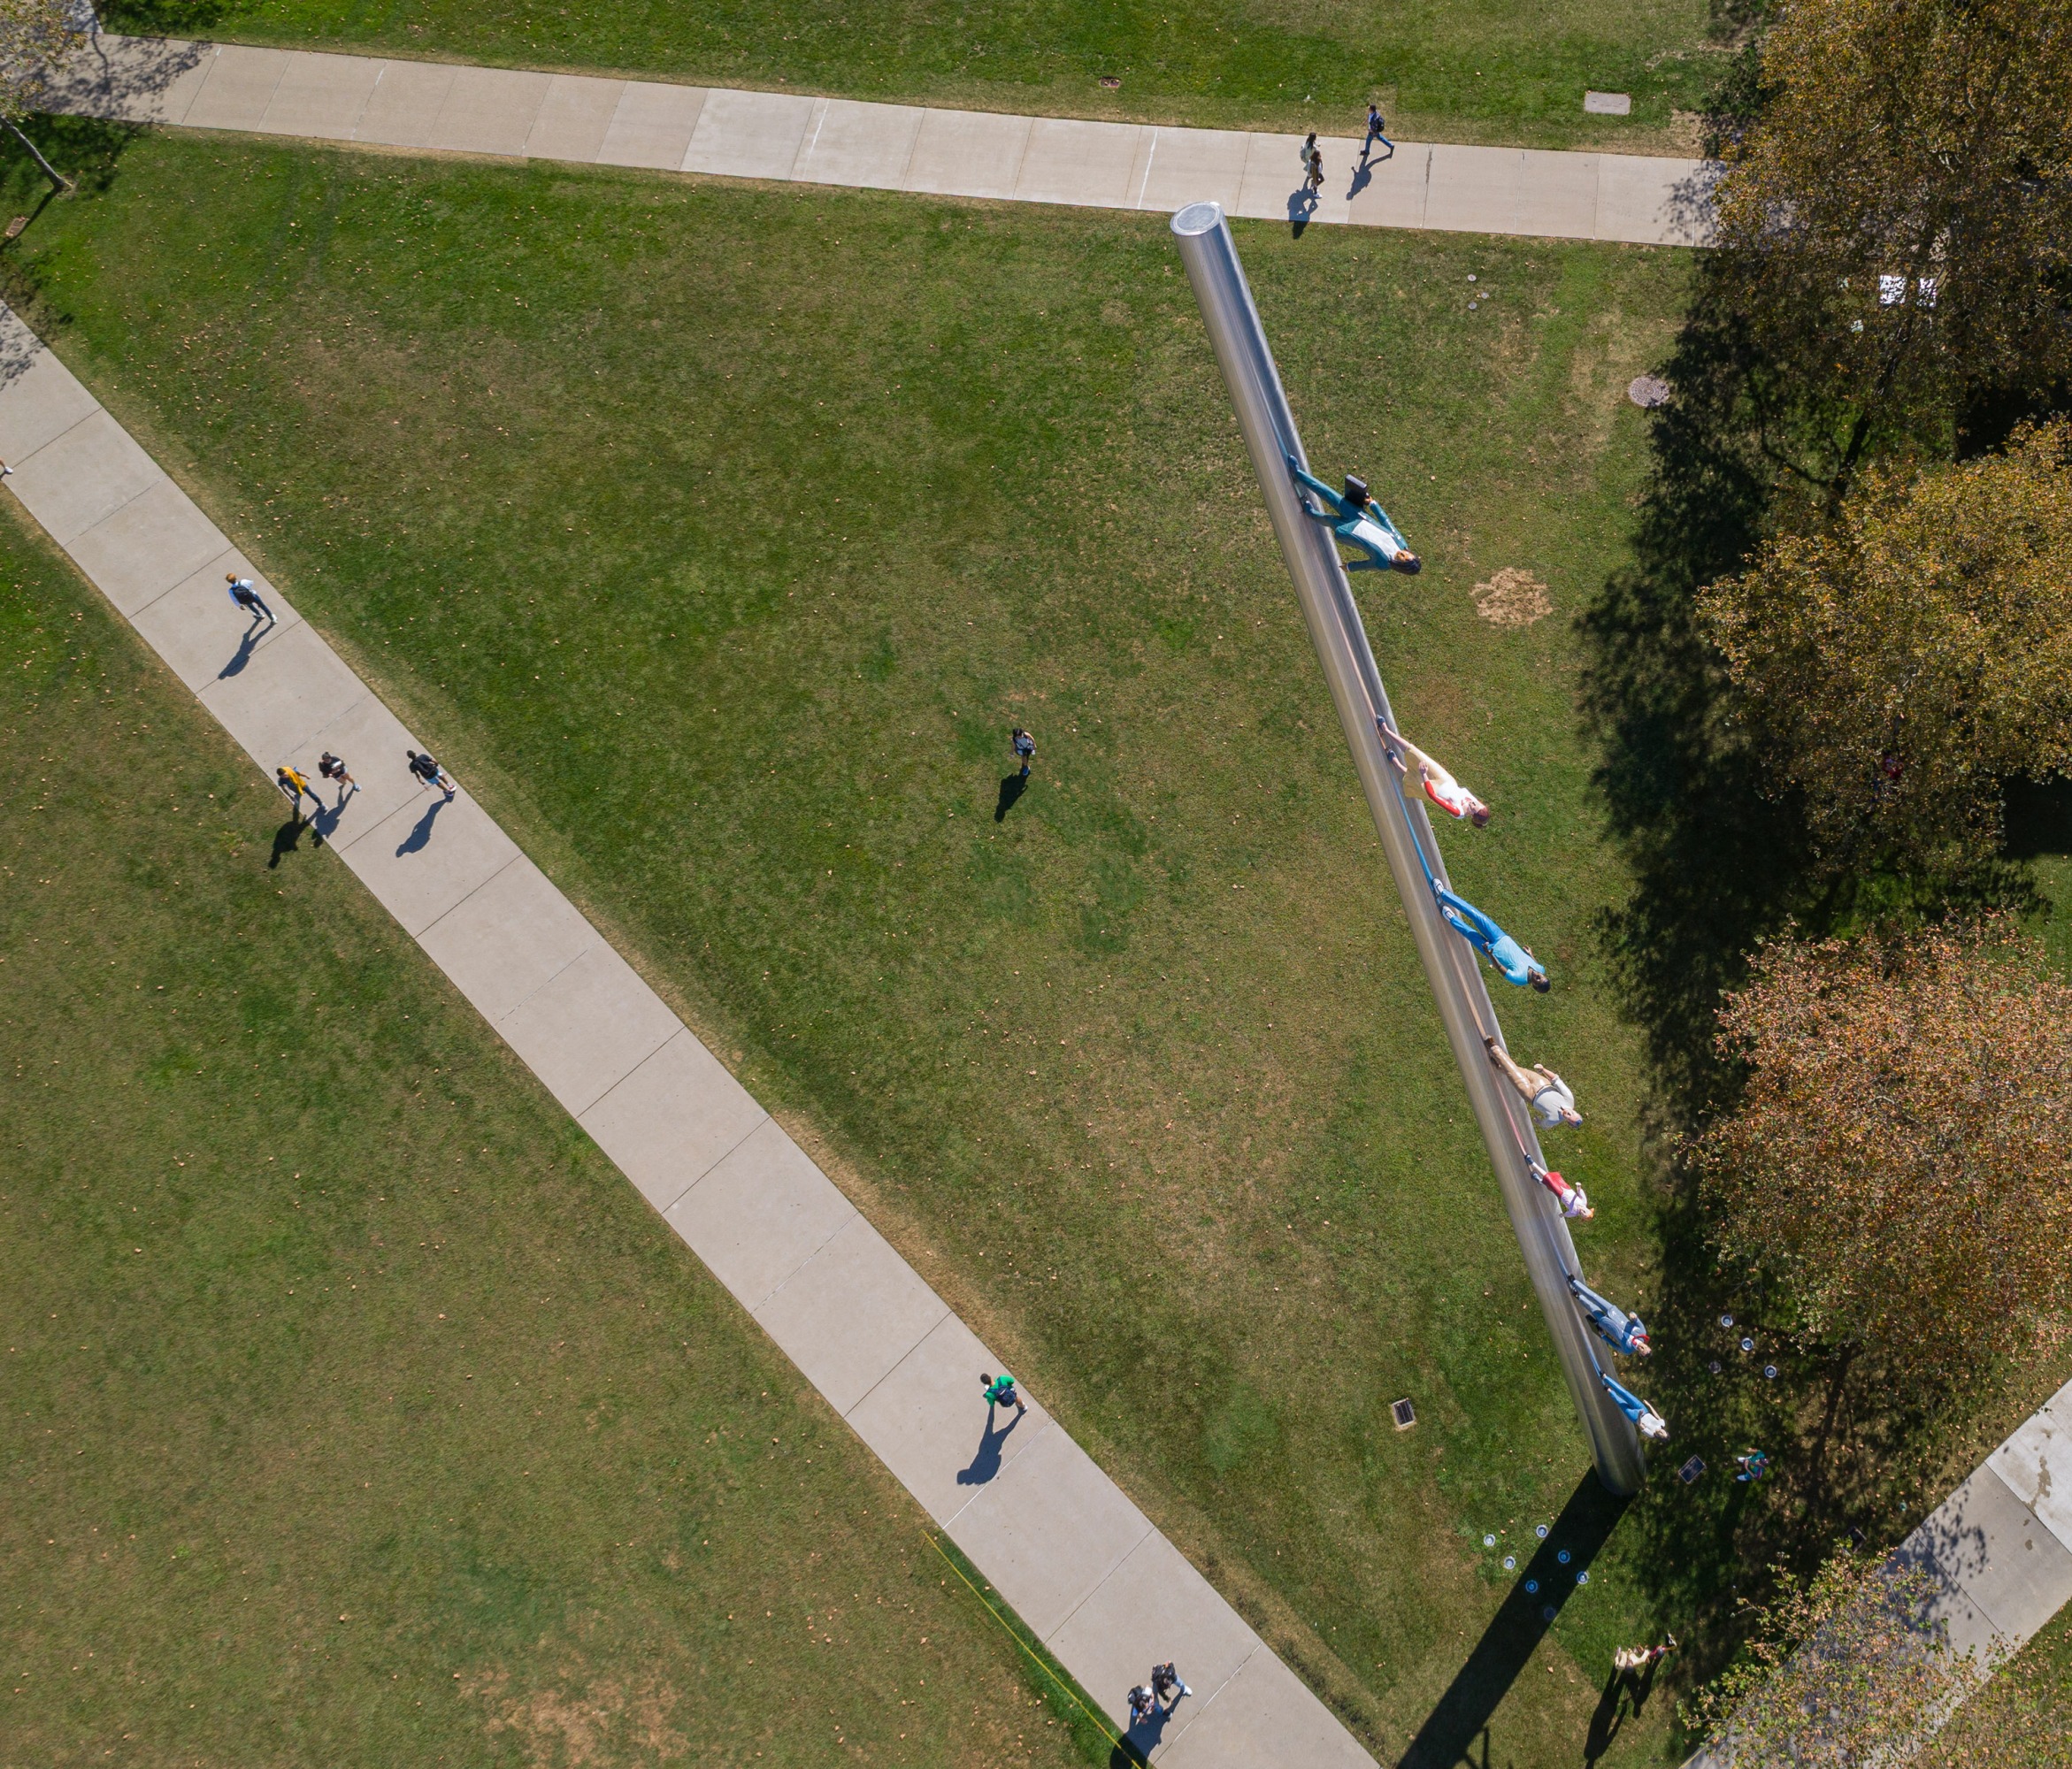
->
[1530, 1160, 1592, 1220]
[1382, 724, 1491, 826]
[1485, 1037, 1581, 1127]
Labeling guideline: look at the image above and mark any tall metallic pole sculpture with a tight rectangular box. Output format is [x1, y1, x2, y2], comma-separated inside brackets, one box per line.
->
[1171, 201, 1646, 1494]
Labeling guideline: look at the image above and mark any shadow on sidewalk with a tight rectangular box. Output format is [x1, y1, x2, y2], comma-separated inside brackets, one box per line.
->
[957, 1404, 1024, 1486]
[1397, 1473, 1631, 1769]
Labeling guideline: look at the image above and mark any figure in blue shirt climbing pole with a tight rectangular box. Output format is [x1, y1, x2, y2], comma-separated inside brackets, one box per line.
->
[1435, 886, 1550, 992]
[1569, 1275, 1651, 1357]
[1288, 459, 1422, 574]
[1601, 1371, 1669, 1441]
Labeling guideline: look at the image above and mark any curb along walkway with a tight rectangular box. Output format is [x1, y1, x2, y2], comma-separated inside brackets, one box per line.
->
[0, 306, 1373, 1767]
[51, 34, 1715, 247]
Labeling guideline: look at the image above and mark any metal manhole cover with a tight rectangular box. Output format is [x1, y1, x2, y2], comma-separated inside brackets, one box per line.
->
[1628, 375, 1671, 409]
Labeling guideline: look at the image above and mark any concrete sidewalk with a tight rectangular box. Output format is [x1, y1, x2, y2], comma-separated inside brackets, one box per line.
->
[0, 305, 1374, 1765]
[50, 34, 1715, 247]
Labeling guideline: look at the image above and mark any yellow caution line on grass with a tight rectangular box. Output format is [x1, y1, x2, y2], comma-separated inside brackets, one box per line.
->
[920, 1528, 1129, 1758]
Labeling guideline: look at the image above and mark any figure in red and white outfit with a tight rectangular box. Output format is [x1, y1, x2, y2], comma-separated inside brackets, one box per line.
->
[1381, 723, 1491, 827]
[1530, 1159, 1592, 1220]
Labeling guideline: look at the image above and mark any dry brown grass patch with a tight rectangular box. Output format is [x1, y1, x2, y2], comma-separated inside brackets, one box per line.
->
[1474, 568, 1553, 627]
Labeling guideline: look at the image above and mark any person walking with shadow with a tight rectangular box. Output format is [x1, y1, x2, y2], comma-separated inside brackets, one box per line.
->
[1361, 101, 1394, 162]
[318, 750, 357, 804]
[1127, 1683, 1158, 1727]
[275, 763, 321, 823]
[1151, 1662, 1192, 1712]
[407, 748, 457, 800]
[1010, 727, 1035, 780]
[227, 572, 275, 627]
[980, 1371, 1025, 1416]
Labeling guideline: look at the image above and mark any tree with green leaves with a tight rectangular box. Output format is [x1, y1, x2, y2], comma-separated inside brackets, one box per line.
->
[1684, 1546, 1984, 1765]
[1700, 422, 2072, 868]
[1694, 917, 2072, 1393]
[1707, 0, 2072, 490]
[0, 0, 86, 191]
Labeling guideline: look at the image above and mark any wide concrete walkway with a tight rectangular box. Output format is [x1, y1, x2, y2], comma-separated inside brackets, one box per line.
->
[50, 34, 1715, 247]
[0, 304, 1372, 1765]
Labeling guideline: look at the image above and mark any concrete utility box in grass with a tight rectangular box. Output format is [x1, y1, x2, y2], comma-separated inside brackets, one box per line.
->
[1584, 91, 1632, 115]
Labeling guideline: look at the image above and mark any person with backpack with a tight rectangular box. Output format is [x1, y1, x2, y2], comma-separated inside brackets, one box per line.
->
[980, 1372, 1024, 1415]
[226, 572, 275, 626]
[1127, 1684, 1157, 1727]
[1485, 1036, 1581, 1127]
[1288, 458, 1422, 574]
[1150, 1662, 1191, 1712]
[1361, 102, 1394, 163]
[406, 748, 456, 800]
[1010, 728, 1035, 780]
[318, 751, 357, 803]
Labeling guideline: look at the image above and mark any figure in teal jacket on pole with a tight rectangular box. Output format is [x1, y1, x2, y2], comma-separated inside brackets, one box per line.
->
[1288, 457, 1422, 574]
[1435, 886, 1550, 992]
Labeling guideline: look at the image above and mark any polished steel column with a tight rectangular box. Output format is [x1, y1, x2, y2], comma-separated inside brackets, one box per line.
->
[1170, 200, 1645, 1494]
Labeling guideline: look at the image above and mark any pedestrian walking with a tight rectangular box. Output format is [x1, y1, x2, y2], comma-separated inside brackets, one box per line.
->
[1361, 102, 1394, 162]
[1010, 727, 1035, 779]
[1127, 1684, 1157, 1726]
[1150, 1662, 1191, 1712]
[1301, 130, 1318, 179]
[275, 763, 321, 820]
[406, 748, 456, 800]
[980, 1372, 1025, 1414]
[226, 572, 275, 625]
[0, 458, 12, 479]
[1307, 145, 1325, 193]
[318, 751, 358, 801]
[1530, 1160, 1592, 1221]
[1485, 1037, 1581, 1128]
[1613, 1635, 1675, 1675]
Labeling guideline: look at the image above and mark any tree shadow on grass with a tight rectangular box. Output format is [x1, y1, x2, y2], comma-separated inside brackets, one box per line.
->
[1397, 1472, 1630, 1769]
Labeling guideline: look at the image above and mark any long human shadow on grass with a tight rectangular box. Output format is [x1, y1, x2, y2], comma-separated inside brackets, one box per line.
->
[1397, 1473, 1630, 1769]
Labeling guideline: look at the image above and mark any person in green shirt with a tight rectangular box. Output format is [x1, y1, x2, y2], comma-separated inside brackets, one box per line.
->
[980, 1372, 1024, 1414]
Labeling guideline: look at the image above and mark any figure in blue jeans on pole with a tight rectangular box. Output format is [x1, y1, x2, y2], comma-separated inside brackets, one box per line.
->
[1569, 1275, 1652, 1357]
[1435, 886, 1550, 992]
[1601, 1371, 1669, 1440]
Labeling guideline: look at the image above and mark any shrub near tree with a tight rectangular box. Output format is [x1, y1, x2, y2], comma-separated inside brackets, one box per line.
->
[1694, 917, 2072, 1393]
[1700, 422, 2072, 866]
[1707, 0, 2072, 486]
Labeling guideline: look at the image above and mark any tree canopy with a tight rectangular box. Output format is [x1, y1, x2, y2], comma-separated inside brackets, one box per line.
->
[1694, 917, 2072, 1388]
[1700, 421, 2072, 865]
[1708, 0, 2072, 483]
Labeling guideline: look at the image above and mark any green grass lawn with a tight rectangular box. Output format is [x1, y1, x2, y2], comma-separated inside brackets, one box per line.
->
[0, 514, 1112, 1764]
[105, 0, 1724, 150]
[6, 124, 1704, 1762]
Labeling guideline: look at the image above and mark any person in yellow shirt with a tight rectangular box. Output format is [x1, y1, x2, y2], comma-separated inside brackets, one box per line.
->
[275, 763, 320, 821]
